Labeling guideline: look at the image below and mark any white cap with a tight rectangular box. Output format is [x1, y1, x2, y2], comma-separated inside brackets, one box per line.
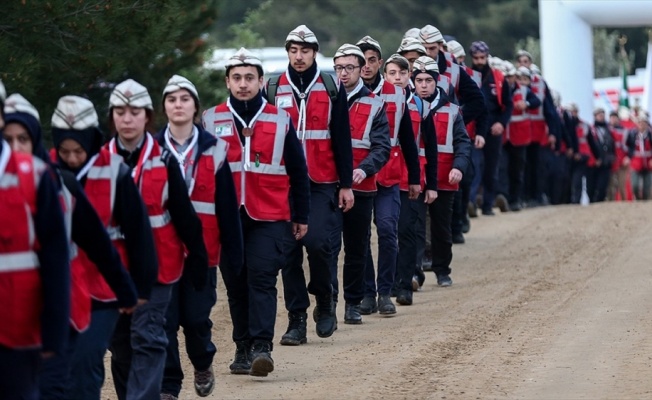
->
[446, 40, 465, 58]
[51, 96, 99, 130]
[530, 64, 541, 75]
[638, 110, 650, 123]
[225, 47, 263, 69]
[163, 74, 198, 100]
[356, 36, 382, 56]
[412, 56, 439, 74]
[286, 25, 319, 50]
[397, 37, 426, 55]
[334, 43, 365, 60]
[0, 80, 6, 103]
[385, 53, 410, 67]
[488, 56, 503, 70]
[419, 25, 444, 44]
[109, 79, 153, 110]
[404, 28, 421, 39]
[516, 66, 531, 78]
[503, 61, 517, 76]
[516, 49, 533, 60]
[4, 94, 40, 122]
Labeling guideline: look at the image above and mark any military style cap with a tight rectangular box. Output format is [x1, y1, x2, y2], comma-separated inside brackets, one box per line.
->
[397, 37, 426, 55]
[356, 35, 382, 55]
[51, 95, 99, 130]
[225, 47, 263, 69]
[446, 40, 465, 58]
[286, 25, 319, 50]
[420, 25, 444, 44]
[109, 79, 153, 110]
[4, 94, 40, 122]
[334, 43, 365, 60]
[412, 56, 439, 74]
[163, 74, 199, 100]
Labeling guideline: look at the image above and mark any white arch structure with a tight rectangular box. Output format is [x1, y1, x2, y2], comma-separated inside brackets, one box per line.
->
[539, 0, 652, 122]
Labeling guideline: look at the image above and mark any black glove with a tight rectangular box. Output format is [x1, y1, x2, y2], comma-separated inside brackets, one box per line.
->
[183, 253, 209, 291]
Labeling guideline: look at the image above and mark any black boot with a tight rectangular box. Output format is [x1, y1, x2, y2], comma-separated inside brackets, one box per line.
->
[344, 303, 362, 324]
[249, 340, 274, 377]
[229, 341, 251, 375]
[313, 295, 337, 338]
[279, 312, 307, 346]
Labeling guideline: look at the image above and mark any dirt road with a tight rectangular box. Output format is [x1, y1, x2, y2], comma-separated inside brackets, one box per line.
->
[104, 202, 652, 399]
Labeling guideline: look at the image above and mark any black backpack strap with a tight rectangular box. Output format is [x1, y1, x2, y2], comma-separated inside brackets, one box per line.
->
[59, 169, 79, 198]
[319, 71, 339, 103]
[266, 75, 280, 104]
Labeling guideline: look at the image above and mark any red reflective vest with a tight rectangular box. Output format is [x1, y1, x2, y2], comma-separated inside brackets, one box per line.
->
[529, 75, 547, 145]
[374, 79, 406, 187]
[437, 74, 453, 97]
[401, 95, 431, 191]
[506, 84, 532, 146]
[492, 68, 506, 111]
[107, 135, 186, 285]
[188, 140, 229, 266]
[630, 129, 652, 172]
[611, 127, 627, 171]
[80, 149, 129, 302]
[0, 149, 44, 349]
[431, 101, 461, 191]
[576, 122, 596, 167]
[350, 93, 385, 193]
[442, 52, 460, 93]
[464, 66, 482, 140]
[272, 72, 338, 183]
[207, 102, 292, 221]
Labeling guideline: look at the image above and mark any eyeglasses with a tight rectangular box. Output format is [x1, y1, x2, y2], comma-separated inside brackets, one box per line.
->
[334, 64, 361, 73]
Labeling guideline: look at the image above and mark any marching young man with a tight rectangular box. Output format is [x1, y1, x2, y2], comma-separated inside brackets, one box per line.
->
[203, 48, 310, 376]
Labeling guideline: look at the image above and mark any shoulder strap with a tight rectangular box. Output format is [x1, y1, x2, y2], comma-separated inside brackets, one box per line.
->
[59, 169, 79, 198]
[414, 96, 423, 116]
[267, 75, 281, 104]
[319, 71, 339, 103]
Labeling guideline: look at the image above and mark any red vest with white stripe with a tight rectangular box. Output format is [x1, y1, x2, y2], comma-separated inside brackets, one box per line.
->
[631, 129, 652, 172]
[506, 84, 532, 146]
[432, 101, 461, 191]
[349, 93, 385, 193]
[442, 52, 460, 94]
[136, 139, 185, 284]
[528, 75, 547, 145]
[464, 66, 482, 139]
[374, 79, 406, 187]
[576, 122, 596, 167]
[611, 127, 627, 171]
[0, 150, 44, 349]
[189, 140, 229, 266]
[437, 74, 453, 97]
[208, 103, 292, 221]
[273, 73, 338, 184]
[81, 149, 130, 302]
[400, 95, 430, 191]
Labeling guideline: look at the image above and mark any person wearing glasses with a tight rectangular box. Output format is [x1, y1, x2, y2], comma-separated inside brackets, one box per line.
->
[330, 44, 390, 324]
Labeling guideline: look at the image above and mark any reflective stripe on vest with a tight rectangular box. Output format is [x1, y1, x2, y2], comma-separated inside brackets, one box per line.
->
[375, 80, 405, 146]
[434, 103, 459, 154]
[529, 76, 545, 120]
[509, 86, 529, 123]
[443, 52, 460, 89]
[350, 96, 384, 150]
[192, 200, 215, 215]
[0, 251, 40, 272]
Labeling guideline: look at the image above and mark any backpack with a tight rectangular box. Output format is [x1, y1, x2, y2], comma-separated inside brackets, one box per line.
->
[266, 71, 339, 104]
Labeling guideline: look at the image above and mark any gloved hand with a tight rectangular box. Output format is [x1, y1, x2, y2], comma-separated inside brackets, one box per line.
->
[184, 253, 209, 291]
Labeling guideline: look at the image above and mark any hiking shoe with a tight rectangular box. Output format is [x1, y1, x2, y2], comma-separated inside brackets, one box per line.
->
[437, 274, 453, 287]
[509, 202, 522, 212]
[280, 312, 307, 346]
[249, 341, 274, 377]
[229, 341, 251, 374]
[377, 295, 396, 315]
[160, 394, 178, 400]
[495, 194, 509, 212]
[396, 289, 413, 306]
[452, 232, 465, 244]
[468, 201, 478, 218]
[359, 296, 378, 315]
[412, 267, 425, 291]
[344, 303, 363, 324]
[314, 295, 337, 337]
[194, 367, 215, 397]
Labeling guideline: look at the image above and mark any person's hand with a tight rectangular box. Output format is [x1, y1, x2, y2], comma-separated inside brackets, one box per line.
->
[449, 168, 463, 184]
[292, 223, 308, 240]
[424, 190, 438, 204]
[41, 351, 55, 359]
[574, 153, 582, 161]
[474, 135, 485, 149]
[515, 100, 527, 111]
[595, 159, 602, 167]
[119, 306, 136, 315]
[491, 122, 504, 136]
[408, 184, 421, 200]
[352, 169, 366, 185]
[622, 156, 630, 167]
[566, 148, 574, 158]
[339, 188, 355, 212]
[548, 134, 557, 147]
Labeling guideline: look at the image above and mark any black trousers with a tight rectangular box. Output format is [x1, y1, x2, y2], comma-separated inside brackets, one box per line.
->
[331, 194, 374, 305]
[482, 134, 503, 213]
[396, 192, 426, 291]
[282, 183, 340, 313]
[429, 191, 456, 276]
[588, 165, 611, 202]
[524, 142, 541, 202]
[451, 161, 474, 235]
[505, 142, 527, 205]
[570, 159, 588, 204]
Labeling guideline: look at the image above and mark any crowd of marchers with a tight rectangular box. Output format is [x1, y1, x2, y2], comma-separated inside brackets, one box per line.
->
[1, 22, 651, 400]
